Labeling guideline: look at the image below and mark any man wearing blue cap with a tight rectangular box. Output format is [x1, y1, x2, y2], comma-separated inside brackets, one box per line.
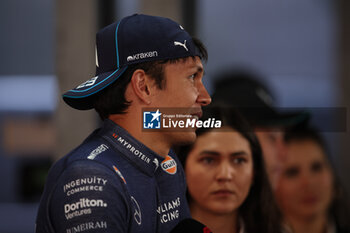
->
[36, 14, 211, 233]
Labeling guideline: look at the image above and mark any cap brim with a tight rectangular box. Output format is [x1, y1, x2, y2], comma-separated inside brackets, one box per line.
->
[62, 66, 128, 110]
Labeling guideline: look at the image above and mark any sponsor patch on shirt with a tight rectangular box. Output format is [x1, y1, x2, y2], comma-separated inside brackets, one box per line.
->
[66, 221, 107, 233]
[64, 198, 108, 220]
[113, 165, 126, 184]
[63, 176, 107, 197]
[87, 144, 109, 160]
[161, 155, 177, 175]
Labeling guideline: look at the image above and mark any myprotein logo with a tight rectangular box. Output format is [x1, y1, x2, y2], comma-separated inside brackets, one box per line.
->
[161, 155, 177, 175]
[127, 51, 158, 62]
[112, 133, 151, 164]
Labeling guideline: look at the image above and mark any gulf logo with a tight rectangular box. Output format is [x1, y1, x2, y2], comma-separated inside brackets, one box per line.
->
[161, 155, 177, 175]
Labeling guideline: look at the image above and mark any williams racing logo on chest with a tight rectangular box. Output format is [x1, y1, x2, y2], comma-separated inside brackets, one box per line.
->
[161, 155, 177, 175]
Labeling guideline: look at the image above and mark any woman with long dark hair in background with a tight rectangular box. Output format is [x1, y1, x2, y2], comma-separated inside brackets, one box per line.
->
[176, 107, 282, 233]
[275, 127, 350, 233]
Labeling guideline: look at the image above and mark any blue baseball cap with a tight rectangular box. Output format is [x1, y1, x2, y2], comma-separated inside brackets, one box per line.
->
[63, 14, 202, 110]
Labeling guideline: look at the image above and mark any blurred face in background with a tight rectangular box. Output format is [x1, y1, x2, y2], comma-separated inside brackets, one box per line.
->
[185, 128, 254, 216]
[254, 128, 286, 189]
[274, 139, 334, 220]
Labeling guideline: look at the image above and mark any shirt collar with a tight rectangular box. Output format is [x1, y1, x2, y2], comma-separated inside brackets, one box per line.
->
[100, 119, 165, 176]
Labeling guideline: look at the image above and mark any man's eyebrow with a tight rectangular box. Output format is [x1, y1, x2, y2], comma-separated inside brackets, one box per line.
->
[195, 66, 205, 76]
[189, 65, 203, 74]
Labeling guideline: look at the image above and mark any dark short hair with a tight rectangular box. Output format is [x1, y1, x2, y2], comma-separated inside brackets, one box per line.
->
[93, 37, 207, 120]
[284, 126, 329, 155]
[175, 106, 282, 233]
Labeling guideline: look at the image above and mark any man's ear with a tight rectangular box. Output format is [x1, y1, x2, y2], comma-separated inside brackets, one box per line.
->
[130, 69, 152, 104]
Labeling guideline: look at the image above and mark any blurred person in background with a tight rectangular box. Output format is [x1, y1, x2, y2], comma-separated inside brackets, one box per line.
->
[275, 127, 349, 233]
[176, 107, 282, 233]
[211, 69, 309, 189]
[36, 14, 211, 233]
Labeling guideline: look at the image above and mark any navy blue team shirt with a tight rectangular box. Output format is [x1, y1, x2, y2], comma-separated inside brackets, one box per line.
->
[36, 119, 191, 233]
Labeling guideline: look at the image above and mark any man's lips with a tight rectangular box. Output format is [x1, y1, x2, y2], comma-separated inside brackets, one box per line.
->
[191, 110, 202, 119]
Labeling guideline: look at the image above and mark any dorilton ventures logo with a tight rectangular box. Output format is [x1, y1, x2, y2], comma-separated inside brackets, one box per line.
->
[143, 108, 222, 131]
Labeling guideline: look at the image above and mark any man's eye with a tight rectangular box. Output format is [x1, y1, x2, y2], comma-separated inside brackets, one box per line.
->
[189, 74, 195, 80]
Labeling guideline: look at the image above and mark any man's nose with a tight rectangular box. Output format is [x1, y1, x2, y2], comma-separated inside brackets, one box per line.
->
[197, 82, 211, 106]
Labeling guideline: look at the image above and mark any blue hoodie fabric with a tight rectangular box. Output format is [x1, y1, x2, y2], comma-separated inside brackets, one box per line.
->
[36, 119, 190, 233]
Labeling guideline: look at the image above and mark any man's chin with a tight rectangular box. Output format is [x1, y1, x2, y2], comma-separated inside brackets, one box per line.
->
[172, 131, 197, 146]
